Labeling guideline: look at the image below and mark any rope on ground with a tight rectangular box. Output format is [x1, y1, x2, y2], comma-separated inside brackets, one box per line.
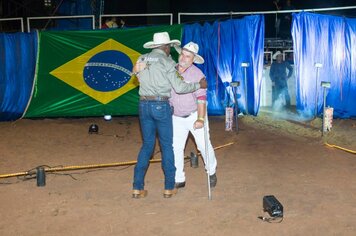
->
[0, 142, 234, 179]
[324, 142, 356, 154]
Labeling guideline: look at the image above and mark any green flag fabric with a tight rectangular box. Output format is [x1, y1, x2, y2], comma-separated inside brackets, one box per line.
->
[24, 25, 182, 118]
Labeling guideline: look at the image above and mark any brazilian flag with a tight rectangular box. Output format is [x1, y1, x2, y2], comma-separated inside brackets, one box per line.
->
[24, 25, 182, 118]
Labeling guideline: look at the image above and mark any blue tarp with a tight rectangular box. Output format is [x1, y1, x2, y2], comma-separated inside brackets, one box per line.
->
[0, 32, 38, 121]
[182, 15, 265, 115]
[292, 12, 356, 118]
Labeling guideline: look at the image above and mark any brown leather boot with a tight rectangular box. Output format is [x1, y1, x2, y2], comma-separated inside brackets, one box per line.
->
[132, 189, 148, 199]
[163, 188, 177, 198]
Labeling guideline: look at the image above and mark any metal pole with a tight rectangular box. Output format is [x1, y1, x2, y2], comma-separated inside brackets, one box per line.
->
[314, 67, 320, 117]
[234, 86, 238, 132]
[322, 86, 327, 136]
[203, 112, 212, 200]
[229, 83, 240, 132]
[244, 67, 248, 114]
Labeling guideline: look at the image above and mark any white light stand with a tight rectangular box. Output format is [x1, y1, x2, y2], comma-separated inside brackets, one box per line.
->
[241, 62, 250, 115]
[230, 81, 240, 133]
[314, 63, 323, 117]
[321, 81, 331, 136]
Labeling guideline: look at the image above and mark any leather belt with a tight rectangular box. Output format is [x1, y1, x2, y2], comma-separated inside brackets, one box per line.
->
[140, 96, 169, 101]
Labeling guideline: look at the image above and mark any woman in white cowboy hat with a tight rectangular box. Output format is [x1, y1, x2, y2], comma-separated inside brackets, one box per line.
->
[170, 42, 218, 189]
[270, 50, 293, 109]
[131, 32, 207, 199]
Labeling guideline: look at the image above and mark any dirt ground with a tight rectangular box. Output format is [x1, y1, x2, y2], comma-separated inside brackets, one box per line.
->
[0, 112, 355, 236]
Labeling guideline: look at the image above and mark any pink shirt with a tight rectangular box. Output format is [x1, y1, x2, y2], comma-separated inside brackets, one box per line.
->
[170, 64, 206, 116]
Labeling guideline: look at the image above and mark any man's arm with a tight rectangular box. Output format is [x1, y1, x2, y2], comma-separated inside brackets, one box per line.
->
[269, 64, 276, 83]
[286, 62, 293, 78]
[167, 66, 207, 93]
[194, 101, 206, 129]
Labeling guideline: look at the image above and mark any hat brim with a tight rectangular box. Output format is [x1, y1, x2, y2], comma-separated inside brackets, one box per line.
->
[143, 39, 181, 49]
[174, 46, 205, 64]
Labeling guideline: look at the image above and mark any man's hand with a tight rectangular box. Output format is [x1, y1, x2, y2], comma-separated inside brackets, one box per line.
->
[193, 120, 204, 129]
[199, 77, 207, 89]
[133, 61, 146, 75]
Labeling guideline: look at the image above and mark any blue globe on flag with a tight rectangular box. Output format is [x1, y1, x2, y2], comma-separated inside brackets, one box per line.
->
[83, 50, 133, 92]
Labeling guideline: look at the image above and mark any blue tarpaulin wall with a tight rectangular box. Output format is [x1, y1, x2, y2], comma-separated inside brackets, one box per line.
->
[182, 15, 265, 115]
[292, 12, 356, 118]
[0, 32, 38, 121]
[1, 13, 355, 121]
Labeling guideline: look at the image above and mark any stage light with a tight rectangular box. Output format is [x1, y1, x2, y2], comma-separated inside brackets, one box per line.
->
[190, 152, 198, 168]
[88, 124, 99, 134]
[314, 63, 323, 68]
[36, 167, 46, 187]
[321, 81, 330, 88]
[104, 115, 112, 121]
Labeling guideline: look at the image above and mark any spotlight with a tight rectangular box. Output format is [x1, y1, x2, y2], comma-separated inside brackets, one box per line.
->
[314, 63, 323, 68]
[88, 124, 99, 134]
[241, 62, 250, 67]
[36, 167, 46, 187]
[190, 152, 199, 168]
[104, 115, 112, 121]
[321, 81, 331, 88]
[230, 81, 240, 87]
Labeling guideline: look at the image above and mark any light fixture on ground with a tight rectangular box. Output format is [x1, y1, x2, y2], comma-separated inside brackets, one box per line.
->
[104, 115, 112, 121]
[88, 124, 99, 134]
[241, 62, 250, 115]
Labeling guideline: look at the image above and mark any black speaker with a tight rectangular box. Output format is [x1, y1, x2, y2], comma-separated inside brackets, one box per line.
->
[263, 195, 283, 217]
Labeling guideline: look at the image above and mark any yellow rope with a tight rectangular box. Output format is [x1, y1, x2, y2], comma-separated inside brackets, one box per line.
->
[0, 142, 234, 179]
[325, 142, 356, 154]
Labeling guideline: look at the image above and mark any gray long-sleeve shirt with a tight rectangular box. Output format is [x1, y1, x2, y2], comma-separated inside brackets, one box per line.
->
[137, 49, 200, 97]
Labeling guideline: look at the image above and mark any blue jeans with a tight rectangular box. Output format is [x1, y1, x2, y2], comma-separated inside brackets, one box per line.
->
[133, 100, 176, 190]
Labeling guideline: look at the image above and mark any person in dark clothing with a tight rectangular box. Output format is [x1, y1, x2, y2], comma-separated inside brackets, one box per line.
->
[280, 0, 295, 39]
[270, 51, 293, 108]
[274, 0, 296, 39]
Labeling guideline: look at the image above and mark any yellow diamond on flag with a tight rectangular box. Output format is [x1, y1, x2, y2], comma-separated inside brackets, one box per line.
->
[50, 39, 141, 104]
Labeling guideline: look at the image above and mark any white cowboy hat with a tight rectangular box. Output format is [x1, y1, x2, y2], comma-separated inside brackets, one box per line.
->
[272, 51, 282, 60]
[143, 32, 181, 49]
[174, 42, 205, 64]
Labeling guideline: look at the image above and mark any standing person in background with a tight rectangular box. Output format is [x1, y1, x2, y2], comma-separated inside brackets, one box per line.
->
[131, 32, 207, 199]
[170, 42, 217, 189]
[274, 0, 295, 39]
[270, 51, 293, 109]
[101, 17, 118, 29]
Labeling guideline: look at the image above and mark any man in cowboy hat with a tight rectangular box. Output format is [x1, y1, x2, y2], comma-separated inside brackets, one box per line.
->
[131, 32, 207, 199]
[170, 42, 217, 189]
[270, 50, 293, 109]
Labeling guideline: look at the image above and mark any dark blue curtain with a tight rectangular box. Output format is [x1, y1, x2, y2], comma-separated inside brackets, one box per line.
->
[0, 32, 38, 121]
[182, 15, 265, 115]
[292, 12, 356, 118]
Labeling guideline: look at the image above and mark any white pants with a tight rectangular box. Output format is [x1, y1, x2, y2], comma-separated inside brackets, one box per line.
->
[172, 111, 217, 183]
